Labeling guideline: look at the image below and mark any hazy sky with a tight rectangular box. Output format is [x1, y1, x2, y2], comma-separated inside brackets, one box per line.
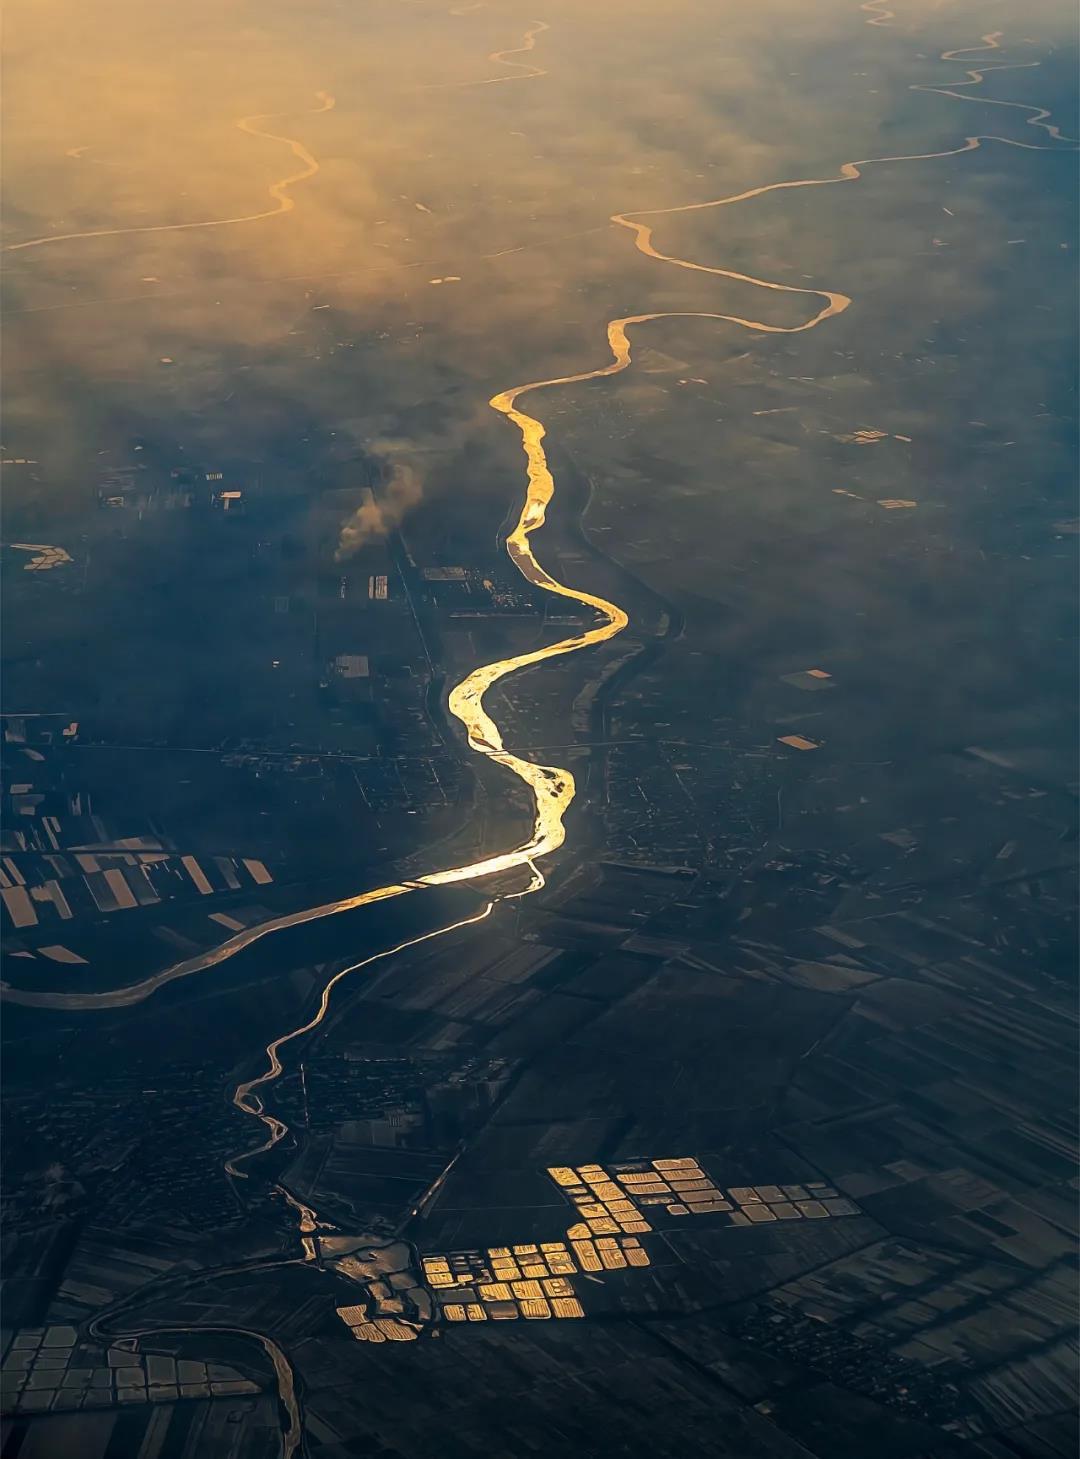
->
[3, 0, 1076, 532]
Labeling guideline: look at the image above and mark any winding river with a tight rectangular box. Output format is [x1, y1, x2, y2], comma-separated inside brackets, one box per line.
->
[3, 93, 335, 254]
[4, 16, 1076, 1457]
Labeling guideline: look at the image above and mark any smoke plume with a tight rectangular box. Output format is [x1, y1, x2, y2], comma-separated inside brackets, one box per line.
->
[335, 462, 422, 560]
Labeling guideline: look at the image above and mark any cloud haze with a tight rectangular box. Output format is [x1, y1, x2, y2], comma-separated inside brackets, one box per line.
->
[335, 462, 423, 560]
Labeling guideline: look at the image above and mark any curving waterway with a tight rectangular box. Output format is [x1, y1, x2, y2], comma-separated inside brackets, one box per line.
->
[88, 1307, 305, 1459]
[3, 93, 335, 253]
[4, 31, 1074, 1028]
[226, 903, 496, 1176]
[6, 21, 1078, 1455]
[424, 18, 549, 89]
[916, 32, 1076, 142]
[860, 0, 894, 26]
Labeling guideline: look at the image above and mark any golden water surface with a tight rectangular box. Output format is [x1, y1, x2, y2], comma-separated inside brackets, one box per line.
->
[5, 15, 1074, 1453]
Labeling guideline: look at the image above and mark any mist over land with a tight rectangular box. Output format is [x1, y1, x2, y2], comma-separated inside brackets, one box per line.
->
[1, 1, 1077, 1455]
